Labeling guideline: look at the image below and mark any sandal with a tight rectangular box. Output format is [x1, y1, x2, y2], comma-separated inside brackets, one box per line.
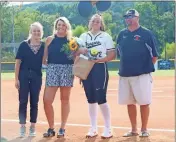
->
[43, 128, 55, 137]
[57, 128, 65, 138]
[123, 131, 139, 137]
[139, 131, 150, 137]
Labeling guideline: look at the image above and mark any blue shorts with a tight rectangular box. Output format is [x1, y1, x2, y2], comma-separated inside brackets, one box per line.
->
[82, 63, 109, 104]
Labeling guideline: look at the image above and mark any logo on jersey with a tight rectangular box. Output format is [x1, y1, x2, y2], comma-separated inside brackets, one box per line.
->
[123, 35, 127, 39]
[85, 41, 102, 48]
[134, 35, 141, 41]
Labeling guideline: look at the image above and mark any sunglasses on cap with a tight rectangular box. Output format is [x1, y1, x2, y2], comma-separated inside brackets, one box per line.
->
[124, 15, 137, 19]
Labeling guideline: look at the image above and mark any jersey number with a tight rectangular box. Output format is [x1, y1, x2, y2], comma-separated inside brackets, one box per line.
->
[98, 51, 102, 58]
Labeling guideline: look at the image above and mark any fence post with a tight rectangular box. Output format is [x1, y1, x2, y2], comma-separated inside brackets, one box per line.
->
[154, 59, 158, 70]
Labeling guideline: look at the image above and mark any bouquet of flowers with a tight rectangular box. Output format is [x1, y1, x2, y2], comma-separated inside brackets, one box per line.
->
[60, 37, 85, 60]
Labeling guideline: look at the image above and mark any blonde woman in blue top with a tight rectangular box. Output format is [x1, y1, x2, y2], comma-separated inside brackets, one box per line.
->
[15, 22, 44, 137]
[42, 17, 74, 138]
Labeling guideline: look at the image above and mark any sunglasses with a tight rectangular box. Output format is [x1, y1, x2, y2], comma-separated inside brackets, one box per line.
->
[124, 15, 137, 19]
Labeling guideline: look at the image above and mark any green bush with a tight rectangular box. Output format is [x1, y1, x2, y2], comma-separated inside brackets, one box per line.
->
[1, 51, 15, 62]
[161, 42, 175, 59]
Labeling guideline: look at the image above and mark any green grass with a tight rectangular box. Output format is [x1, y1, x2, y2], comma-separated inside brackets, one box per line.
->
[1, 70, 174, 80]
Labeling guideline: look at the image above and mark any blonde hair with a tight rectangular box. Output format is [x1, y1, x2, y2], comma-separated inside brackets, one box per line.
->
[53, 17, 72, 41]
[27, 22, 43, 40]
[88, 14, 105, 31]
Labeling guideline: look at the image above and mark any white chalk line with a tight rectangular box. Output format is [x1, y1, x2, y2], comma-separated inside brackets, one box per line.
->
[1, 119, 174, 133]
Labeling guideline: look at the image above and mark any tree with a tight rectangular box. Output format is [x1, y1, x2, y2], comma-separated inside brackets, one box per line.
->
[161, 42, 175, 59]
[72, 25, 87, 37]
[37, 3, 58, 15]
[37, 13, 59, 37]
[1, 2, 12, 42]
[160, 12, 175, 43]
[135, 2, 164, 54]
[134, 2, 175, 55]
[14, 8, 40, 41]
[1, 1, 175, 59]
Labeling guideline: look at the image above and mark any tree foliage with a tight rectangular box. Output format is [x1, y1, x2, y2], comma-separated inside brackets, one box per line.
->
[161, 42, 175, 59]
[1, 1, 175, 60]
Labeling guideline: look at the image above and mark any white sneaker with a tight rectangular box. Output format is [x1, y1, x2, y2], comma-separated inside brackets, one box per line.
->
[29, 126, 36, 137]
[101, 127, 113, 139]
[19, 126, 26, 138]
[86, 127, 98, 138]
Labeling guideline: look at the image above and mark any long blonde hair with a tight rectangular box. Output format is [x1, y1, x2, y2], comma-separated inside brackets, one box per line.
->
[27, 22, 43, 40]
[53, 17, 72, 41]
[88, 14, 105, 31]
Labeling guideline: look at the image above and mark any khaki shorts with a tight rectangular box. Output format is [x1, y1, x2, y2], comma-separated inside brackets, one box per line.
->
[118, 73, 153, 105]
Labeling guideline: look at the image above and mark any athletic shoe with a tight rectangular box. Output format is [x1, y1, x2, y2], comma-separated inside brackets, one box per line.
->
[86, 127, 98, 138]
[101, 127, 113, 139]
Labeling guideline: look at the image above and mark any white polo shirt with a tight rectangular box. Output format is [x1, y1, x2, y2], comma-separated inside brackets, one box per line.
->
[80, 31, 115, 59]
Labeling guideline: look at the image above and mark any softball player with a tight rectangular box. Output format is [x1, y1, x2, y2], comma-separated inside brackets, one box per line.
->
[79, 14, 116, 139]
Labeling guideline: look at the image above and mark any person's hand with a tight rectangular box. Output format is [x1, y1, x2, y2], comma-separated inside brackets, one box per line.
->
[43, 59, 47, 65]
[15, 79, 20, 90]
[42, 64, 47, 69]
[76, 48, 88, 55]
[79, 79, 84, 87]
[79, 79, 82, 85]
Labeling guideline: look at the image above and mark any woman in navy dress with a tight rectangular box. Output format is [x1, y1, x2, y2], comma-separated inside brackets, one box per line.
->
[42, 17, 74, 138]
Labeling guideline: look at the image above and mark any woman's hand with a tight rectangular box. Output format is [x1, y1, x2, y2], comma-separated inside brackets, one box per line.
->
[76, 48, 88, 56]
[42, 59, 47, 65]
[15, 79, 20, 90]
[42, 64, 47, 69]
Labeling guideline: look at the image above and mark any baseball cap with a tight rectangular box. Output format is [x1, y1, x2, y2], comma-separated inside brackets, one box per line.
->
[123, 9, 139, 18]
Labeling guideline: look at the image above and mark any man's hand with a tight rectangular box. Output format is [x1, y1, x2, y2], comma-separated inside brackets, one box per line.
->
[152, 57, 158, 64]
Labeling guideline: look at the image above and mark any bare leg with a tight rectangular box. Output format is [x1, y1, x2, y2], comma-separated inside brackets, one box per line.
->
[43, 86, 58, 129]
[127, 104, 137, 132]
[60, 87, 71, 129]
[140, 104, 150, 131]
[30, 123, 35, 128]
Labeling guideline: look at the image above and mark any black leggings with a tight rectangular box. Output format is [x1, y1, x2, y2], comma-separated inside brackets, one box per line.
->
[18, 70, 42, 124]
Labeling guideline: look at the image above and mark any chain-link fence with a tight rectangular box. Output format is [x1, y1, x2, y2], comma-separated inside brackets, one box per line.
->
[1, 43, 20, 62]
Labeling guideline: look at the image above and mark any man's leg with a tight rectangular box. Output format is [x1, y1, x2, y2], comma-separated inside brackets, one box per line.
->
[140, 104, 150, 132]
[131, 74, 152, 136]
[127, 104, 137, 133]
[118, 76, 137, 137]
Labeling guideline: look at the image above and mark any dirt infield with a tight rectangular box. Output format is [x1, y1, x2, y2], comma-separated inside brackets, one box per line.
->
[1, 76, 175, 142]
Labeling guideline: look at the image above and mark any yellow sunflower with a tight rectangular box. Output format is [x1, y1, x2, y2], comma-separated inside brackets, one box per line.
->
[69, 39, 78, 51]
